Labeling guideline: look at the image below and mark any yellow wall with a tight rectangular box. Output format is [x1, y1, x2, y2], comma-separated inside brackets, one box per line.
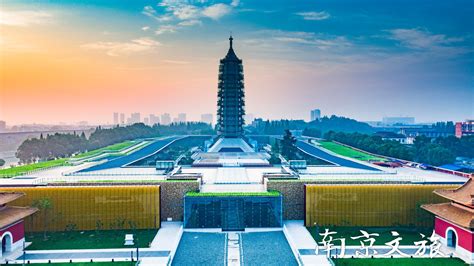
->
[2, 186, 160, 232]
[305, 184, 456, 227]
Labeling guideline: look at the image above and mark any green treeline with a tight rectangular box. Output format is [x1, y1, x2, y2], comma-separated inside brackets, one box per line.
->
[248, 115, 374, 136]
[16, 122, 214, 163]
[324, 131, 474, 166]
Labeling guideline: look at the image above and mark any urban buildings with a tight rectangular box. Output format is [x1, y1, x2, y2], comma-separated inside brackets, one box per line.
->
[382, 116, 415, 125]
[200, 113, 213, 125]
[455, 120, 474, 138]
[120, 113, 125, 125]
[310, 109, 321, 121]
[216, 36, 245, 138]
[161, 113, 171, 125]
[113, 112, 119, 125]
[127, 112, 141, 124]
[0, 121, 6, 132]
[175, 113, 187, 123]
[149, 114, 160, 126]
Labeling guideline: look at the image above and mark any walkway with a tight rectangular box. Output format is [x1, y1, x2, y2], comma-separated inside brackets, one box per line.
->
[283, 220, 332, 266]
[79, 136, 182, 172]
[13, 222, 184, 266]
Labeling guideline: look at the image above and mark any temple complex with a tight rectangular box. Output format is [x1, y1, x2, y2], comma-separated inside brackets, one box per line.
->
[422, 178, 474, 264]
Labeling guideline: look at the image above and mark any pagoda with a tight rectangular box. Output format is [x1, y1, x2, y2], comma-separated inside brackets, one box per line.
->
[216, 35, 245, 138]
[422, 178, 474, 264]
[0, 192, 37, 260]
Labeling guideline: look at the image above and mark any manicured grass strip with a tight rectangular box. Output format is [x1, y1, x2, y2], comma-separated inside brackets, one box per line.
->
[317, 141, 386, 162]
[73, 141, 136, 159]
[334, 258, 466, 266]
[28, 263, 130, 266]
[26, 229, 158, 250]
[0, 158, 68, 178]
[186, 190, 281, 197]
[308, 227, 433, 246]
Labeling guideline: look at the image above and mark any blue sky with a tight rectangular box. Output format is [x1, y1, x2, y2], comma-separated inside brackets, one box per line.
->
[1, 0, 473, 124]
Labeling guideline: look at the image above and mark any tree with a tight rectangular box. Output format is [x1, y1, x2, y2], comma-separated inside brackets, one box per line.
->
[0, 159, 5, 167]
[32, 198, 53, 240]
[281, 130, 297, 160]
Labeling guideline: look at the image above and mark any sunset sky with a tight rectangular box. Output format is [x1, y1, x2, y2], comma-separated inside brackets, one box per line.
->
[1, 0, 473, 125]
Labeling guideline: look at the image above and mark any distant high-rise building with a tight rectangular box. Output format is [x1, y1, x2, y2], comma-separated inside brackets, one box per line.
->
[127, 113, 141, 124]
[217, 35, 245, 138]
[201, 113, 213, 125]
[177, 113, 187, 123]
[120, 113, 125, 125]
[144, 117, 149, 125]
[382, 117, 415, 125]
[244, 114, 255, 125]
[161, 113, 171, 125]
[455, 120, 474, 138]
[310, 109, 321, 121]
[0, 121, 6, 132]
[149, 114, 160, 126]
[113, 112, 119, 125]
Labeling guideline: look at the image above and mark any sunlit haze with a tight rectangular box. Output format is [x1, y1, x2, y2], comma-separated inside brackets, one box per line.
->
[1, 0, 473, 125]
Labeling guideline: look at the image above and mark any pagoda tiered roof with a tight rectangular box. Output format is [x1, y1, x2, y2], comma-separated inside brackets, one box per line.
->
[0, 191, 26, 205]
[0, 191, 38, 229]
[422, 177, 474, 230]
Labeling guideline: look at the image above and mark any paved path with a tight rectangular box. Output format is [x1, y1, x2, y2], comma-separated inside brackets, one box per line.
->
[283, 220, 332, 266]
[13, 222, 184, 266]
[79, 136, 182, 172]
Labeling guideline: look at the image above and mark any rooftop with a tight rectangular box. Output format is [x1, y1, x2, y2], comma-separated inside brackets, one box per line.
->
[0, 191, 25, 205]
[433, 178, 474, 206]
[0, 206, 38, 229]
[422, 202, 474, 229]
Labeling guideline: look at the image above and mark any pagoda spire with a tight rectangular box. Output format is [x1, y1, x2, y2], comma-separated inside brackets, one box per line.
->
[229, 34, 233, 49]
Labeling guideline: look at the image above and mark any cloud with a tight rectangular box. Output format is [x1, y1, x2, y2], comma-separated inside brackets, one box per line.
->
[81, 37, 161, 56]
[172, 5, 200, 20]
[202, 4, 232, 20]
[231, 0, 240, 7]
[0, 10, 52, 26]
[141, 26, 150, 31]
[254, 30, 351, 50]
[162, 59, 190, 64]
[387, 28, 464, 50]
[178, 19, 202, 26]
[155, 25, 178, 35]
[144, 0, 236, 35]
[296, 11, 330, 21]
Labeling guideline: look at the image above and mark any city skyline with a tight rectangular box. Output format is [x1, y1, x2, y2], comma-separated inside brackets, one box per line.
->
[1, 0, 473, 125]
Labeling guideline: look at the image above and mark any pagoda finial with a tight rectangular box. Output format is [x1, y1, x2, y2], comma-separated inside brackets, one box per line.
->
[229, 34, 233, 49]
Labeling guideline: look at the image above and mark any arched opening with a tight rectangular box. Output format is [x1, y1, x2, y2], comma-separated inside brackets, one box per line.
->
[1, 232, 13, 256]
[446, 229, 457, 248]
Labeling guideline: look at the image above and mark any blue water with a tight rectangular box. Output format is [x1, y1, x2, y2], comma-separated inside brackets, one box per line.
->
[241, 231, 297, 266]
[172, 232, 226, 266]
[296, 141, 381, 171]
[79, 136, 181, 172]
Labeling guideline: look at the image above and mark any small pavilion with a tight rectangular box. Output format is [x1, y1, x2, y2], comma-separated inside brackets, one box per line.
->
[0, 192, 37, 259]
[422, 177, 474, 264]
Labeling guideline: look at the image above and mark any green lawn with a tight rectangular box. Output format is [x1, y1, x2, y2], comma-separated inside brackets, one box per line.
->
[27, 263, 131, 266]
[317, 141, 386, 162]
[73, 141, 136, 159]
[26, 229, 158, 250]
[0, 158, 68, 178]
[308, 227, 433, 246]
[334, 258, 467, 266]
[186, 190, 281, 197]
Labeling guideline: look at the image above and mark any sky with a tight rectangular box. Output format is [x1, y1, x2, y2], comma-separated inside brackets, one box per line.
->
[0, 0, 473, 125]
